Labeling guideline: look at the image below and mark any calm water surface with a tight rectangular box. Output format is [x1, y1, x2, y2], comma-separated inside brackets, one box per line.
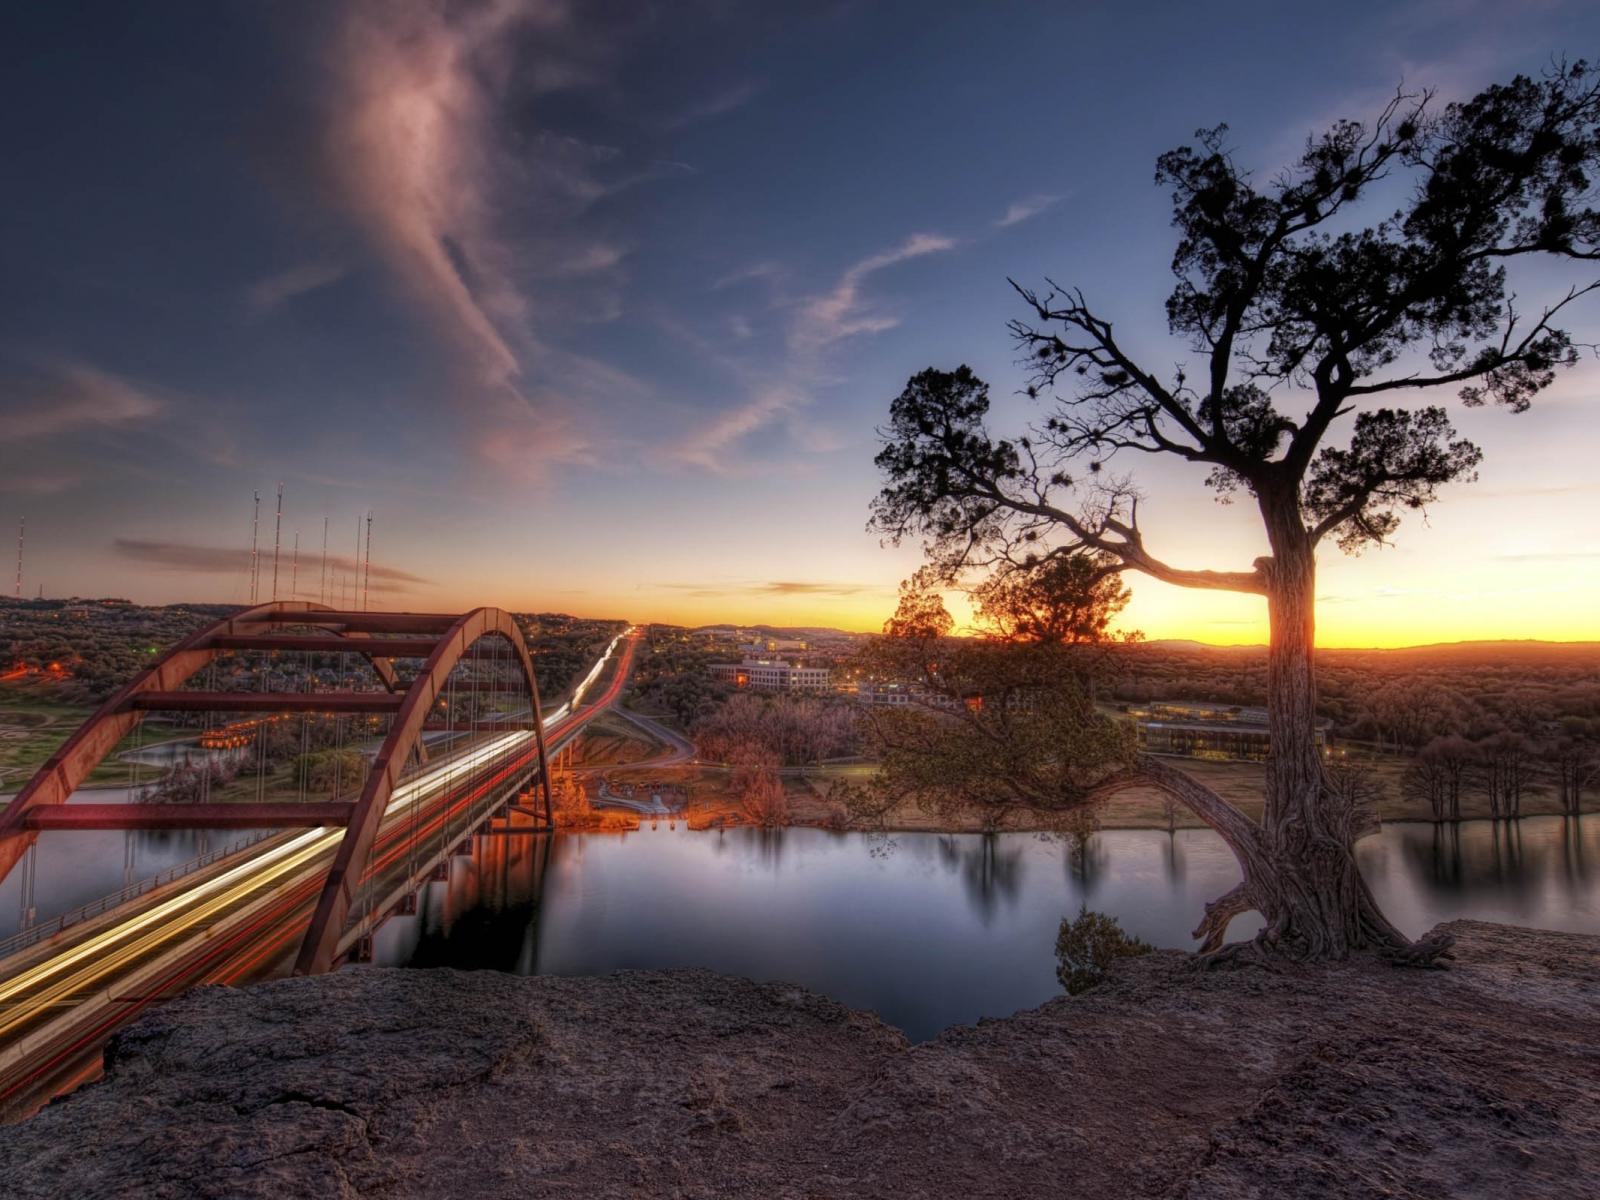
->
[2, 802, 1593, 1036]
[372, 816, 1599, 1041]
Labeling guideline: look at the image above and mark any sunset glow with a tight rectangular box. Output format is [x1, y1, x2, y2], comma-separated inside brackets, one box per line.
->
[0, 3, 1595, 648]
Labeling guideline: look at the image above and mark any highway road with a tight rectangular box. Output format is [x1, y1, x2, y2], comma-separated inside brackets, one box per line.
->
[0, 629, 640, 1119]
[610, 705, 697, 768]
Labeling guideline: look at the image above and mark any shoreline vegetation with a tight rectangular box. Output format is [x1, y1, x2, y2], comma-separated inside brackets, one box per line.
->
[559, 706, 1595, 836]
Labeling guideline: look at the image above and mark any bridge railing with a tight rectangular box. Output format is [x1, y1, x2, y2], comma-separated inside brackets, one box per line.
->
[0, 829, 280, 964]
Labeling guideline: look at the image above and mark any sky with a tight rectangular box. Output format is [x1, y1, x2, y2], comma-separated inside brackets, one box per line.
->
[1, 0, 1597, 646]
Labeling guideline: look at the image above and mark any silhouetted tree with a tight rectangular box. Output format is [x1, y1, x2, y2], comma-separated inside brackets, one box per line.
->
[1475, 730, 1539, 819]
[872, 64, 1600, 962]
[1551, 721, 1600, 816]
[1403, 735, 1474, 822]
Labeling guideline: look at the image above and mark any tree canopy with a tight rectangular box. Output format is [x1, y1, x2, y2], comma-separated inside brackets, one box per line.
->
[872, 63, 1600, 589]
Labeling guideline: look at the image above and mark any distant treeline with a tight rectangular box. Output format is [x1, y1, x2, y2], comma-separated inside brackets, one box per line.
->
[1109, 641, 1600, 819]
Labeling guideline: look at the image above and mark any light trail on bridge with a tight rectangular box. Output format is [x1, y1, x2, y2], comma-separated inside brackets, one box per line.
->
[0, 628, 639, 1118]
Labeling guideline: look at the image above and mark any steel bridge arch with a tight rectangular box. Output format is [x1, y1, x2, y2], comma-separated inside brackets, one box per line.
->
[0, 602, 555, 976]
[293, 606, 553, 974]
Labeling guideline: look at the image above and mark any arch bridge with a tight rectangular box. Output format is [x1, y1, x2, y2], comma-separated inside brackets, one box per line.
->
[0, 601, 583, 974]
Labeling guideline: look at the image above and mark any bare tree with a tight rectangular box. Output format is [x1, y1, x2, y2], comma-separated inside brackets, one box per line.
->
[1551, 725, 1600, 816]
[1475, 731, 1539, 819]
[1403, 735, 1474, 822]
[872, 64, 1600, 962]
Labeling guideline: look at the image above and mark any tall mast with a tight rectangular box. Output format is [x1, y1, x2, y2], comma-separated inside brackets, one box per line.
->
[290, 531, 299, 600]
[319, 517, 329, 607]
[249, 491, 260, 604]
[270, 482, 284, 601]
[14, 516, 23, 599]
[362, 512, 372, 612]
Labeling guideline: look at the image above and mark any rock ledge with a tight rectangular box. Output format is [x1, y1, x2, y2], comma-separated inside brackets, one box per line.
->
[3, 920, 1597, 1198]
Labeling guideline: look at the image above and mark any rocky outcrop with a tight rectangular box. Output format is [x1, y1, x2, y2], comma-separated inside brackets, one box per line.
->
[2, 920, 1596, 1198]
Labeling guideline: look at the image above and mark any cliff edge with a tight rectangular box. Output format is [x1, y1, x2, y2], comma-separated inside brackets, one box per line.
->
[2, 920, 1596, 1198]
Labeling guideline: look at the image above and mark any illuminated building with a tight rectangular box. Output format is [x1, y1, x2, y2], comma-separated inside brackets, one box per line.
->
[1126, 701, 1328, 762]
[709, 658, 831, 693]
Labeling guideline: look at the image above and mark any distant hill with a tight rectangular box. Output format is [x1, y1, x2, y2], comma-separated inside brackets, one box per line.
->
[1140, 638, 1598, 660]
[682, 623, 866, 641]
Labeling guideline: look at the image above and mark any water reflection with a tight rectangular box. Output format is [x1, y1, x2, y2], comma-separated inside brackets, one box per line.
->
[375, 816, 1595, 1040]
[0, 785, 240, 939]
[1357, 816, 1598, 936]
[6, 806, 1595, 1038]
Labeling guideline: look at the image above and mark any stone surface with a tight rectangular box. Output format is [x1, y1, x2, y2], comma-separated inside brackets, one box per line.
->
[1, 920, 1596, 1198]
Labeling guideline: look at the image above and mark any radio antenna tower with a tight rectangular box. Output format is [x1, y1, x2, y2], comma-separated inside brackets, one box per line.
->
[249, 491, 261, 604]
[14, 516, 23, 599]
[290, 531, 299, 600]
[319, 517, 329, 607]
[270, 483, 284, 600]
[362, 512, 373, 612]
[352, 516, 361, 611]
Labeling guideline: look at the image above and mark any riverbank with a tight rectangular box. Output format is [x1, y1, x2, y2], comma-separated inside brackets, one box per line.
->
[2, 919, 1594, 1197]
[590, 753, 1595, 835]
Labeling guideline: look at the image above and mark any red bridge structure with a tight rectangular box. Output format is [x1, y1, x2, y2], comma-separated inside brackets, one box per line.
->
[0, 604, 566, 979]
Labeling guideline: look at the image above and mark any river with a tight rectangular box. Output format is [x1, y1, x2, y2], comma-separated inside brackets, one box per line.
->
[369, 815, 1598, 1041]
[2, 808, 1592, 1038]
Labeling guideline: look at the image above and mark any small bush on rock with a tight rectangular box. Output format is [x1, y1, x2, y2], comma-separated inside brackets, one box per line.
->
[1055, 907, 1152, 995]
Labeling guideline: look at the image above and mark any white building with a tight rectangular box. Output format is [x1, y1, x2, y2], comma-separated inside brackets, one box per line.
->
[710, 658, 831, 693]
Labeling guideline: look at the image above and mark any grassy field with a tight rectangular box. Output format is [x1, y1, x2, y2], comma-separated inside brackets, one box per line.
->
[0, 681, 188, 794]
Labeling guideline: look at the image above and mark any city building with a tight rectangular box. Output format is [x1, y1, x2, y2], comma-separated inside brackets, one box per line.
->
[709, 658, 831, 693]
[1125, 700, 1328, 761]
[853, 681, 916, 706]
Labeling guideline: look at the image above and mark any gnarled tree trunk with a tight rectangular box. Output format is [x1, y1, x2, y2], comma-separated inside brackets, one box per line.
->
[1138, 492, 1451, 964]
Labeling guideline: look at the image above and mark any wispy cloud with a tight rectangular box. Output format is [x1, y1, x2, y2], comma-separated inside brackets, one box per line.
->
[665, 80, 763, 128]
[712, 260, 785, 292]
[310, 1, 675, 486]
[995, 193, 1063, 228]
[246, 261, 347, 314]
[792, 232, 956, 351]
[113, 539, 432, 585]
[3, 363, 166, 440]
[662, 231, 955, 472]
[0, 470, 80, 496]
[1492, 551, 1600, 563]
[658, 385, 806, 472]
[321, 0, 548, 388]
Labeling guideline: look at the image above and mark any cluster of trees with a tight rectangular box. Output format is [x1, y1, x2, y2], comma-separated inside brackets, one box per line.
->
[1402, 726, 1597, 820]
[686, 692, 861, 828]
[693, 693, 860, 770]
[1109, 641, 1600, 819]
[294, 748, 369, 796]
[846, 569, 1137, 833]
[2, 601, 219, 702]
[548, 766, 595, 826]
[140, 716, 374, 803]
[515, 613, 630, 700]
[627, 629, 733, 727]
[142, 755, 242, 804]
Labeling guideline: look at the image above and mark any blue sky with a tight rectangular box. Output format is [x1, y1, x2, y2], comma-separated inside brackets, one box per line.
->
[2, 0, 1597, 642]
